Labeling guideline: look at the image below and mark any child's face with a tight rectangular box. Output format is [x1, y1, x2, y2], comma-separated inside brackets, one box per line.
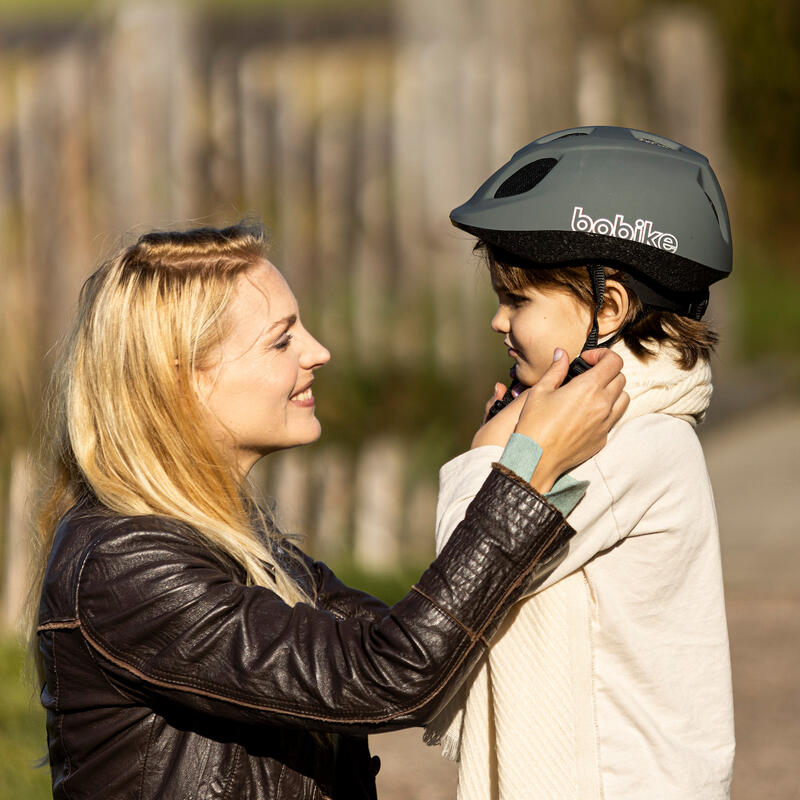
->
[490, 280, 591, 386]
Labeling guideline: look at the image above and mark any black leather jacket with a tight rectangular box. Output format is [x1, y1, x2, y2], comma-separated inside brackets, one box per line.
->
[37, 466, 574, 799]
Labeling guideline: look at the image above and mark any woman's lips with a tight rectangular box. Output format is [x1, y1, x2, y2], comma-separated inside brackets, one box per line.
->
[290, 386, 315, 407]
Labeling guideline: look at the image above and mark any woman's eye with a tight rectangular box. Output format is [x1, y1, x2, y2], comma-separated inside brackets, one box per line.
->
[273, 333, 293, 351]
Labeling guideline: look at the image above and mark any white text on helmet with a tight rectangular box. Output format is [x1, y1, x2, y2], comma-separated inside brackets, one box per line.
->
[571, 206, 679, 253]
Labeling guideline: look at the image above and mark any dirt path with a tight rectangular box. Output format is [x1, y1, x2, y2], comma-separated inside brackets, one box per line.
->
[370, 400, 800, 799]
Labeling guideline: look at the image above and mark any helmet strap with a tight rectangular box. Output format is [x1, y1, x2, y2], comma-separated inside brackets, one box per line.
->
[686, 291, 709, 320]
[577, 266, 708, 359]
[583, 265, 607, 350]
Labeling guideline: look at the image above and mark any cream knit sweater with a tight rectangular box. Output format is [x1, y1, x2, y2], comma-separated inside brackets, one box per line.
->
[425, 341, 735, 799]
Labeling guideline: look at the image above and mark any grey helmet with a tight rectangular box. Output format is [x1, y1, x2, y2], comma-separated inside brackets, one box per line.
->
[450, 125, 732, 320]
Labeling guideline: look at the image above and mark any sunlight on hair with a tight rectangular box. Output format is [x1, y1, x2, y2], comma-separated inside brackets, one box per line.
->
[29, 223, 313, 683]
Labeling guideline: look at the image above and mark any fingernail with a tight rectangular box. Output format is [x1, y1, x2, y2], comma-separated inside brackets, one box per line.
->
[553, 348, 564, 361]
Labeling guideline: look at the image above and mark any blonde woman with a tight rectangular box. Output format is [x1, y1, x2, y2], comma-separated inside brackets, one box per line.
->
[31, 221, 627, 799]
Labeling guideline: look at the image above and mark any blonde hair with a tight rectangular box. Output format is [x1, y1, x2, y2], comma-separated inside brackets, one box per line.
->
[30, 222, 312, 678]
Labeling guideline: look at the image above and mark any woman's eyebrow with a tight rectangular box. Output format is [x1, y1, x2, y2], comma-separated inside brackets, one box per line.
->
[266, 314, 297, 334]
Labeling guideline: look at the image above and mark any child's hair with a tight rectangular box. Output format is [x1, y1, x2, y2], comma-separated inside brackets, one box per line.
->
[29, 221, 313, 683]
[479, 241, 717, 370]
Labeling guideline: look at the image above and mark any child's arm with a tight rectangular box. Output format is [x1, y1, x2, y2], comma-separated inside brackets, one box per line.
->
[435, 434, 587, 556]
[436, 416, 692, 595]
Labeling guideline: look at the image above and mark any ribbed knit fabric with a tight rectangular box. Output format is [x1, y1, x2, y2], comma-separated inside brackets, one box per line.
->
[425, 340, 716, 800]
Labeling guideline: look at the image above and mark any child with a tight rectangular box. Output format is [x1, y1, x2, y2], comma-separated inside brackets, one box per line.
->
[425, 126, 735, 799]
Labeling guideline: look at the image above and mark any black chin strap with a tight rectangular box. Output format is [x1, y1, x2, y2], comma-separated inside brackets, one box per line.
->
[580, 266, 709, 355]
[583, 265, 607, 350]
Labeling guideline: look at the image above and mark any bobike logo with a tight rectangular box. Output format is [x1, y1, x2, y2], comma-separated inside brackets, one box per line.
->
[571, 206, 679, 253]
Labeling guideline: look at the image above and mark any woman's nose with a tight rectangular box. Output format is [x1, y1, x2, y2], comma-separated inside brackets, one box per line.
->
[301, 331, 330, 370]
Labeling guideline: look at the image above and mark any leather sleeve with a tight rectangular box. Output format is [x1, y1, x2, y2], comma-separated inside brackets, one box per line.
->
[75, 466, 573, 735]
[280, 541, 391, 624]
[310, 561, 391, 624]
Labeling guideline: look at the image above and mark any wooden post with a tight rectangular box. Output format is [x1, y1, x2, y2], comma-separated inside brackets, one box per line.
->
[405, 480, 437, 566]
[104, 1, 202, 232]
[352, 46, 392, 366]
[353, 438, 406, 573]
[268, 449, 310, 539]
[16, 45, 92, 371]
[2, 451, 32, 632]
[166, 6, 205, 222]
[311, 446, 352, 564]
[313, 46, 360, 359]
[641, 7, 733, 370]
[273, 47, 317, 301]
[577, 36, 619, 125]
[0, 56, 33, 460]
[209, 48, 243, 213]
[390, 40, 430, 365]
[238, 48, 279, 221]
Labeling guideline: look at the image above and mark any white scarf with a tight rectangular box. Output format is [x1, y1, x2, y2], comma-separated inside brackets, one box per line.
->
[424, 340, 713, 799]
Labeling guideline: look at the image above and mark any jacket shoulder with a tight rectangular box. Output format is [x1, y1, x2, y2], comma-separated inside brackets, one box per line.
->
[39, 507, 206, 627]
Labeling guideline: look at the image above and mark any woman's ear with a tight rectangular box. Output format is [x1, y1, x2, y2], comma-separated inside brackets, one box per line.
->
[597, 280, 630, 338]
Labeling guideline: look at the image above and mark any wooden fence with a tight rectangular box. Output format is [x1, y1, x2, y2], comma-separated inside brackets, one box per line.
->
[0, 0, 727, 630]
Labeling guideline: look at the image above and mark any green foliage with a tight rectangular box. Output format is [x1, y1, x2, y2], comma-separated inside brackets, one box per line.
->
[733, 243, 800, 362]
[0, 0, 391, 23]
[0, 638, 50, 800]
[696, 0, 800, 247]
[314, 360, 492, 461]
[324, 562, 431, 606]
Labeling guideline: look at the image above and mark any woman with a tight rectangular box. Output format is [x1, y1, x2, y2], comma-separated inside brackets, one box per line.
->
[31, 221, 627, 799]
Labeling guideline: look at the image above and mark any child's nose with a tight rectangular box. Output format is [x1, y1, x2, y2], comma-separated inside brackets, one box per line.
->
[491, 306, 509, 334]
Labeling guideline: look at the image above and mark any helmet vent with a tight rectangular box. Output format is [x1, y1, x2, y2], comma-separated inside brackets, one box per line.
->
[639, 136, 671, 149]
[630, 130, 681, 150]
[494, 158, 558, 199]
[554, 132, 589, 140]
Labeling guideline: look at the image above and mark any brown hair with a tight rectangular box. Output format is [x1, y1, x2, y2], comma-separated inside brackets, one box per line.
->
[479, 243, 717, 370]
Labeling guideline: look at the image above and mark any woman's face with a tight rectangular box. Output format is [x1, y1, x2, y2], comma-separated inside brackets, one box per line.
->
[196, 260, 330, 474]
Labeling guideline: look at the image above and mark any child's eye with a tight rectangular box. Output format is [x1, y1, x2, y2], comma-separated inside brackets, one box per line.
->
[501, 293, 528, 308]
[273, 333, 293, 351]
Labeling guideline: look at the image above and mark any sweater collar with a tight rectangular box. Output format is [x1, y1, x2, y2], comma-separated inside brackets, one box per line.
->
[611, 339, 712, 427]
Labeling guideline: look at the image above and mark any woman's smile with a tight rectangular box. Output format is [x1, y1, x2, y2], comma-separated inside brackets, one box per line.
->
[290, 383, 315, 407]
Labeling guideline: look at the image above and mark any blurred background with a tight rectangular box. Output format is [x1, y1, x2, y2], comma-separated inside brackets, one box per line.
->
[0, 0, 797, 797]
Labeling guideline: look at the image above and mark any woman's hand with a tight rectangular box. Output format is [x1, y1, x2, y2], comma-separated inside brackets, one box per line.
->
[472, 348, 629, 493]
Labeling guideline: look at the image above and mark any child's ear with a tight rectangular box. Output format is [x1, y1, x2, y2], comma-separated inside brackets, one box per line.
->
[597, 280, 630, 338]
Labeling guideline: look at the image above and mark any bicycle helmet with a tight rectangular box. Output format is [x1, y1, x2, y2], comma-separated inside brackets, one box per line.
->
[450, 125, 732, 327]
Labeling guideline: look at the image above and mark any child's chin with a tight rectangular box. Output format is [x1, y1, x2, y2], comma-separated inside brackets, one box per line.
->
[514, 365, 539, 387]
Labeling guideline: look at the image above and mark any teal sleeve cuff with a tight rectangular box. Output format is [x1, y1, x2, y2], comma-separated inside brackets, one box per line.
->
[498, 433, 589, 517]
[499, 432, 542, 482]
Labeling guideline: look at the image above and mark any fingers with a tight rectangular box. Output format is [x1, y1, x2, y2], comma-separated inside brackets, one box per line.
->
[482, 382, 511, 422]
[597, 372, 629, 428]
[605, 371, 627, 401]
[579, 347, 612, 366]
[606, 388, 630, 427]
[574, 348, 624, 386]
[534, 348, 569, 391]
